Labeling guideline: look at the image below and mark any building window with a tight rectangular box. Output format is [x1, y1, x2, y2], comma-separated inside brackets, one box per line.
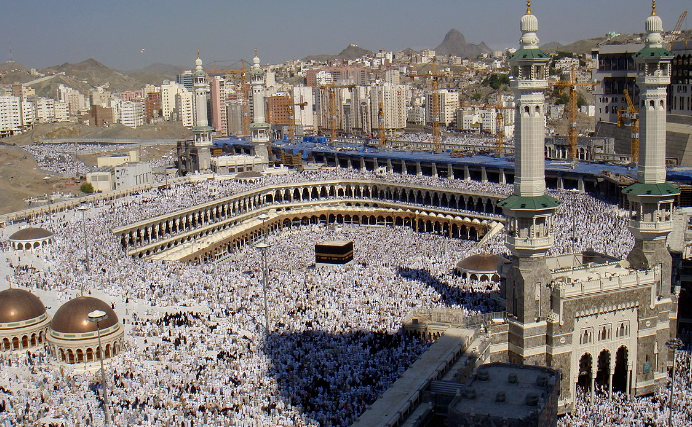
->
[599, 324, 612, 341]
[580, 328, 593, 344]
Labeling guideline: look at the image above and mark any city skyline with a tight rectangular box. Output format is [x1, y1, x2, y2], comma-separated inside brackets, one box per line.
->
[1, 0, 689, 71]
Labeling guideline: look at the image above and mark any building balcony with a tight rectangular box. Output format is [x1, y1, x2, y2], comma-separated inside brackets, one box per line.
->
[506, 235, 553, 252]
[629, 220, 672, 233]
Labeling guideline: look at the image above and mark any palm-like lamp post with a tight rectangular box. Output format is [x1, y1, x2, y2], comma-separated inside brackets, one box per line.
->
[87, 310, 111, 426]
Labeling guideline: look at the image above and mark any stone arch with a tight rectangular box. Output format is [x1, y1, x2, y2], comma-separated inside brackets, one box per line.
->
[87, 347, 94, 362]
[577, 353, 593, 392]
[21, 335, 29, 348]
[613, 346, 628, 393]
[76, 348, 84, 363]
[596, 349, 611, 390]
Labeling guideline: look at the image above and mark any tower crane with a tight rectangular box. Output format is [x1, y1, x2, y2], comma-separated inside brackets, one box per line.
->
[378, 101, 386, 147]
[408, 57, 447, 152]
[287, 92, 308, 142]
[319, 83, 355, 144]
[668, 10, 688, 48]
[551, 66, 598, 160]
[476, 98, 514, 156]
[617, 88, 640, 163]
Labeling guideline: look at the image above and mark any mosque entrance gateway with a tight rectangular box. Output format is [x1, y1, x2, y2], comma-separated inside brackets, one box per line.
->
[596, 349, 612, 390]
[577, 353, 593, 392]
[613, 346, 629, 393]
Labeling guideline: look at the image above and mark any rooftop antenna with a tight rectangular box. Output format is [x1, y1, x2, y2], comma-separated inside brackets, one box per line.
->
[8, 39, 12, 62]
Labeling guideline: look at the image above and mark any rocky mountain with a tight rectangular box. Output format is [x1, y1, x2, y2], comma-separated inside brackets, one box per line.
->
[434, 29, 492, 58]
[337, 44, 373, 61]
[303, 44, 373, 63]
[41, 58, 145, 93]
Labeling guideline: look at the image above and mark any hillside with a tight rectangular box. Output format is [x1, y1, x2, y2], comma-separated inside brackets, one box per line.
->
[303, 44, 374, 63]
[0, 59, 178, 96]
[41, 58, 146, 93]
[126, 63, 184, 85]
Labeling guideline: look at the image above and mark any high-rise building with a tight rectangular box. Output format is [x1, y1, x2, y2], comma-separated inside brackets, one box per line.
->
[144, 92, 162, 123]
[161, 81, 187, 121]
[176, 70, 194, 90]
[292, 86, 315, 134]
[119, 100, 144, 128]
[267, 93, 292, 126]
[426, 89, 459, 127]
[209, 76, 227, 135]
[370, 83, 408, 136]
[175, 91, 194, 128]
[669, 40, 692, 115]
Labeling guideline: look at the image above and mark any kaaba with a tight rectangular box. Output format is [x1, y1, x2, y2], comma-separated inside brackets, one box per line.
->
[315, 240, 354, 265]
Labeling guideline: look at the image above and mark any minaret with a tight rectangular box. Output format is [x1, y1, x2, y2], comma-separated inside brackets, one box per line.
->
[497, 1, 559, 365]
[192, 51, 213, 171]
[623, 1, 678, 299]
[250, 49, 270, 165]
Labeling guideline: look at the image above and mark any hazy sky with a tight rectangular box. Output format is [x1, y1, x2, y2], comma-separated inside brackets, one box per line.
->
[2, 0, 689, 71]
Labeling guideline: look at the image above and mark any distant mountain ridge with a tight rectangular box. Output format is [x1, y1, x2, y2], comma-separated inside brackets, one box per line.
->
[303, 44, 374, 63]
[434, 29, 492, 58]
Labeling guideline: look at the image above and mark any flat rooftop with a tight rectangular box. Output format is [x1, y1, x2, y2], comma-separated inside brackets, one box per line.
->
[451, 364, 556, 420]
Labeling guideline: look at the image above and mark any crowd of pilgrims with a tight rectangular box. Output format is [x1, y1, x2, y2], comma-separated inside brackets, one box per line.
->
[23, 143, 174, 178]
[557, 352, 692, 427]
[0, 166, 672, 426]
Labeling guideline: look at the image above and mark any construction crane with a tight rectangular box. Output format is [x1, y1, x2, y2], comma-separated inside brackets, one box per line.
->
[476, 99, 514, 156]
[319, 83, 355, 144]
[551, 66, 598, 160]
[377, 101, 386, 147]
[287, 92, 308, 142]
[617, 88, 640, 163]
[408, 57, 446, 152]
[665, 10, 687, 49]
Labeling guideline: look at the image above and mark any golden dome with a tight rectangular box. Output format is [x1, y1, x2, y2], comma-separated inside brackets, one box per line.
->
[0, 288, 47, 324]
[50, 296, 118, 334]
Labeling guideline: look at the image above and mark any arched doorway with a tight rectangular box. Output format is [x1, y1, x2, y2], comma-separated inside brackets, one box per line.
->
[577, 353, 593, 392]
[613, 346, 628, 393]
[596, 350, 611, 392]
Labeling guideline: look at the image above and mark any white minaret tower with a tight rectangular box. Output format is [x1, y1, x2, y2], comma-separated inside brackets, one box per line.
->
[183, 50, 213, 173]
[623, 1, 679, 298]
[497, 0, 559, 366]
[249, 49, 270, 164]
[192, 50, 213, 147]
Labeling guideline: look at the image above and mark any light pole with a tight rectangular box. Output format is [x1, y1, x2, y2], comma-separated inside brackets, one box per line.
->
[666, 338, 683, 427]
[258, 213, 269, 242]
[87, 310, 111, 426]
[77, 206, 90, 273]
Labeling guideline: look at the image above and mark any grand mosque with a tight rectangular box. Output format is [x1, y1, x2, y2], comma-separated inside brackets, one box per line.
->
[0, 0, 685, 424]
